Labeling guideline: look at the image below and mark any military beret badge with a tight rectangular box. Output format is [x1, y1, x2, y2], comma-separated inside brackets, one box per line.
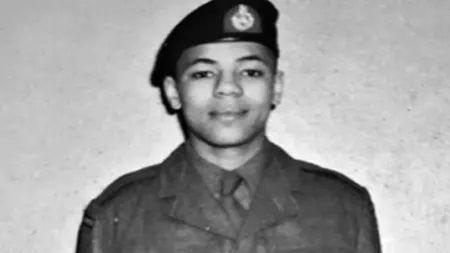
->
[224, 4, 262, 33]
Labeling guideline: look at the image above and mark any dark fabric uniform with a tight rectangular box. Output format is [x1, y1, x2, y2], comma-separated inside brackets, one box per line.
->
[76, 141, 381, 253]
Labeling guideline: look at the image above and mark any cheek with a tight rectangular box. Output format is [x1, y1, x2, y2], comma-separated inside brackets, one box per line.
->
[178, 84, 212, 112]
[245, 81, 274, 104]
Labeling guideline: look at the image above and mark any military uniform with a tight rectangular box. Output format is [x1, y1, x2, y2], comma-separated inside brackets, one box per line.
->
[76, 141, 381, 253]
[76, 0, 382, 252]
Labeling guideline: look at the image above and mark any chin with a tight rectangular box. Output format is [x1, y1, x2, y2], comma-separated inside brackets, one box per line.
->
[199, 129, 263, 148]
[207, 137, 247, 148]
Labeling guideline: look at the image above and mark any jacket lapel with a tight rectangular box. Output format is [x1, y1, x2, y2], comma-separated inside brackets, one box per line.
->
[239, 145, 301, 238]
[158, 144, 237, 239]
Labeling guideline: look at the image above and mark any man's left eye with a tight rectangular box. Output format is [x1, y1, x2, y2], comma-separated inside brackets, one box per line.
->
[241, 69, 264, 78]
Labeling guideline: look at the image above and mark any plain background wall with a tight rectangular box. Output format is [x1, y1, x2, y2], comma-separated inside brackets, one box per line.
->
[1, 0, 449, 252]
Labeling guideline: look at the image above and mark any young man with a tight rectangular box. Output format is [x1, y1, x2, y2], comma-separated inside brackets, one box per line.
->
[76, 0, 382, 252]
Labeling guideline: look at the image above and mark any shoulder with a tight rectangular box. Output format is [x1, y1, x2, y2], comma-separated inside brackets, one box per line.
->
[84, 144, 186, 216]
[291, 159, 373, 215]
[97, 164, 162, 205]
[298, 159, 366, 195]
[84, 164, 163, 216]
[273, 144, 370, 203]
[83, 144, 187, 216]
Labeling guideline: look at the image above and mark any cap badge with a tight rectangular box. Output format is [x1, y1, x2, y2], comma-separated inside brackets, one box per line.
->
[231, 4, 255, 31]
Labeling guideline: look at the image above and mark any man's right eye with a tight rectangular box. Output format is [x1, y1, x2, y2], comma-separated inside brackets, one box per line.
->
[190, 71, 214, 79]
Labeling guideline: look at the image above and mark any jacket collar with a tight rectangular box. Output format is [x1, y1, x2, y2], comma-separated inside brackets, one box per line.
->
[158, 141, 301, 239]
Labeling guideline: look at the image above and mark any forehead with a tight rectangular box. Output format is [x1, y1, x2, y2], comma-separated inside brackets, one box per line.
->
[176, 41, 276, 69]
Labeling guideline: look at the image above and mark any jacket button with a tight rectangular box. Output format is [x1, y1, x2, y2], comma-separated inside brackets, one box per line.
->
[257, 236, 267, 253]
[256, 244, 266, 253]
[223, 240, 234, 253]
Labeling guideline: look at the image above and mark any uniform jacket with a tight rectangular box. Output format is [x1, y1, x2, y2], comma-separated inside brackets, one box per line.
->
[76, 142, 381, 253]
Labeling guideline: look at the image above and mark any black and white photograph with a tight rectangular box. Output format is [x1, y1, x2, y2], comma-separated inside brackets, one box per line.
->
[1, 0, 449, 253]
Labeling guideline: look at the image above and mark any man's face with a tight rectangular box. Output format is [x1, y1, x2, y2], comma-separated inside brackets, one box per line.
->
[163, 41, 283, 147]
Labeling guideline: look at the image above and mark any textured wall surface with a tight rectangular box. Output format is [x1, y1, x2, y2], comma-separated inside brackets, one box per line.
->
[1, 0, 449, 252]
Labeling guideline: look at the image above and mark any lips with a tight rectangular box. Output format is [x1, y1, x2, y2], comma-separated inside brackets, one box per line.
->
[209, 109, 249, 120]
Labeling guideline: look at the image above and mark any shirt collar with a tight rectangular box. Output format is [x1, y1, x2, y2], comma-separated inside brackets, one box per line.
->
[185, 138, 271, 198]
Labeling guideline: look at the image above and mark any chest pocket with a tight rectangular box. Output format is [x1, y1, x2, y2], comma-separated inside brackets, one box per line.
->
[170, 223, 225, 253]
[270, 248, 354, 253]
[262, 219, 355, 253]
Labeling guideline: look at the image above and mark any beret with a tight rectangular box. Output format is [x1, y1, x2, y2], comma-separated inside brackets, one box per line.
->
[150, 0, 279, 87]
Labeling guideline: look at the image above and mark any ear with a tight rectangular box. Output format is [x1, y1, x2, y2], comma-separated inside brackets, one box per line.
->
[272, 70, 284, 106]
[163, 76, 181, 110]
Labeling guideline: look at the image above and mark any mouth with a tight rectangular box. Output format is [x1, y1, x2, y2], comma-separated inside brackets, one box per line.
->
[209, 109, 249, 121]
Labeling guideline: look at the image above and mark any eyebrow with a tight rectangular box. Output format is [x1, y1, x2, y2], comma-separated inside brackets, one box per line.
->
[237, 55, 268, 64]
[185, 58, 217, 68]
[183, 54, 269, 70]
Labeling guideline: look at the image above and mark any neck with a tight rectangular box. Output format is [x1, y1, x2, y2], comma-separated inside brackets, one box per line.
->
[188, 134, 266, 171]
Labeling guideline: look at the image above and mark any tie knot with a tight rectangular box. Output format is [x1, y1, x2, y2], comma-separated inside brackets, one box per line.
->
[221, 171, 242, 196]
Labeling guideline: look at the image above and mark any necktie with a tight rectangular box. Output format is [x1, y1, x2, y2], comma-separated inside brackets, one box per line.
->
[221, 171, 246, 232]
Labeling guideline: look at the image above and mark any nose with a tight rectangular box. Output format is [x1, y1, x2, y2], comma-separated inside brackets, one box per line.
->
[213, 72, 243, 98]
